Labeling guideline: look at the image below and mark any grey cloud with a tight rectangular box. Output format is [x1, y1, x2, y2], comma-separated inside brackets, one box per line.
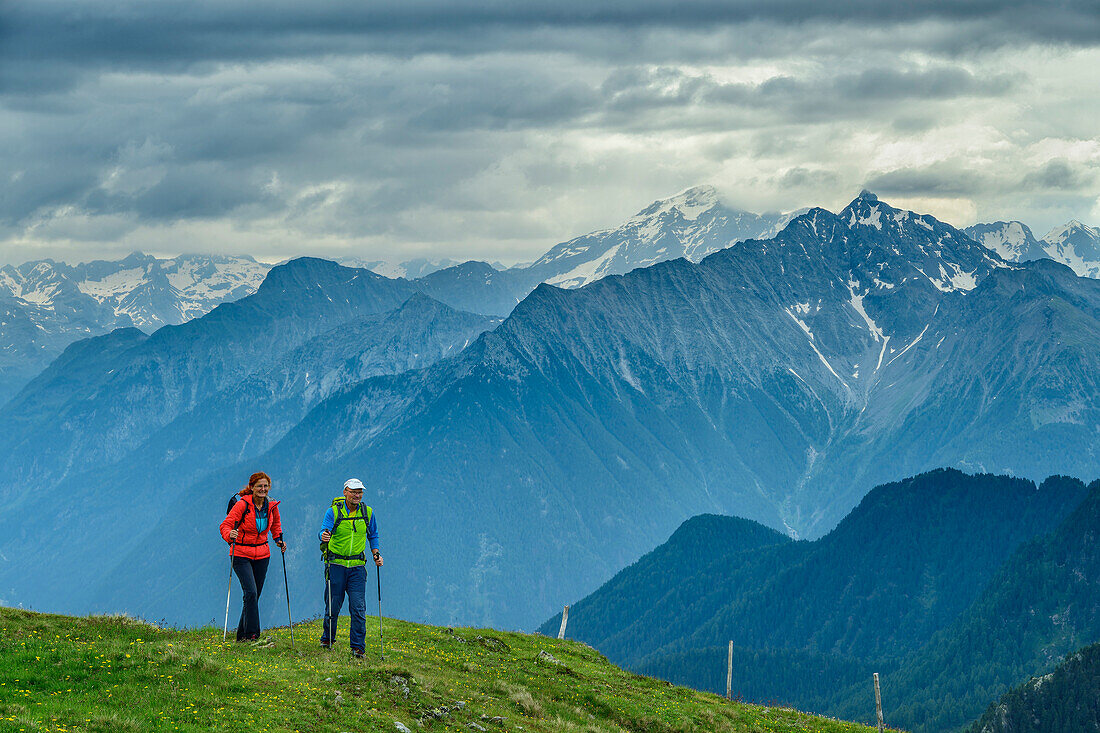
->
[777, 168, 841, 190]
[1022, 159, 1096, 191]
[864, 159, 1098, 202]
[891, 116, 939, 134]
[405, 77, 602, 132]
[2, 1, 1098, 264]
[0, 57, 608, 228]
[4, 1, 1098, 81]
[600, 64, 1018, 128]
[834, 67, 1015, 101]
[864, 163, 989, 197]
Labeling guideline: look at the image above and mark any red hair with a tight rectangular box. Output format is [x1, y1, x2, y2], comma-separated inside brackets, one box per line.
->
[240, 471, 271, 496]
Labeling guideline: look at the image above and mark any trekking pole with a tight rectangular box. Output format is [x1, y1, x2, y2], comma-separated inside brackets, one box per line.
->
[280, 544, 293, 646]
[223, 533, 236, 641]
[325, 557, 333, 646]
[376, 563, 384, 660]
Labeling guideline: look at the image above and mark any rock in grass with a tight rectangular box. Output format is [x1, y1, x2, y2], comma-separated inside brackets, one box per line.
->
[475, 635, 509, 651]
[390, 675, 411, 698]
[395, 723, 412, 733]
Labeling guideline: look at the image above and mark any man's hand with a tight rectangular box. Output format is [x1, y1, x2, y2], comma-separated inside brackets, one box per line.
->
[277, 540, 287, 553]
[229, 529, 238, 541]
[321, 530, 331, 542]
[373, 549, 383, 567]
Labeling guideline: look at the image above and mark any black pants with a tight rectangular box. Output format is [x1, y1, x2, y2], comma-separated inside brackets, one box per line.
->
[233, 556, 270, 641]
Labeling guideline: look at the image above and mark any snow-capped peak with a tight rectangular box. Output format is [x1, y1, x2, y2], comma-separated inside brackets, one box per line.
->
[634, 185, 721, 223]
[524, 184, 795, 289]
[1040, 219, 1100, 278]
[1042, 219, 1096, 246]
[963, 221, 1043, 263]
[2, 254, 271, 329]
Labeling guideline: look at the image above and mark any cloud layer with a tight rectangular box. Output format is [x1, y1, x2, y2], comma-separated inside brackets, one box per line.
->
[2, 0, 1098, 264]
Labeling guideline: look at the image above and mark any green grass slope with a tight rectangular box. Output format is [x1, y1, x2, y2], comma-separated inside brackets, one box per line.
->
[0, 607, 889, 733]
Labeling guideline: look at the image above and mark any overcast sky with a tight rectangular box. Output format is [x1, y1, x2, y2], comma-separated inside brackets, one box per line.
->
[2, 0, 1098, 266]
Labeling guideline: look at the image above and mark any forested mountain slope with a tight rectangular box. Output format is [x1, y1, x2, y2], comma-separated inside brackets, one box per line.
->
[968, 642, 1100, 733]
[537, 472, 1100, 732]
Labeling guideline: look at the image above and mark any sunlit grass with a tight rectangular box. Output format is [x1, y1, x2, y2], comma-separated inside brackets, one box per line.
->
[0, 606, 891, 732]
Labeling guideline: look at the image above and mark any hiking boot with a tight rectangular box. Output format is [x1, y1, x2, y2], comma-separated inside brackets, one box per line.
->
[320, 640, 333, 650]
[352, 648, 365, 659]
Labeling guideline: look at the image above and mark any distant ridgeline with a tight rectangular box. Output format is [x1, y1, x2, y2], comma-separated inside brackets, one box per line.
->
[540, 470, 1100, 733]
[2, 191, 1100, 636]
[968, 642, 1100, 733]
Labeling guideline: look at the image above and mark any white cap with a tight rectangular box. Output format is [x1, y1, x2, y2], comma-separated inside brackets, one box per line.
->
[343, 478, 366, 492]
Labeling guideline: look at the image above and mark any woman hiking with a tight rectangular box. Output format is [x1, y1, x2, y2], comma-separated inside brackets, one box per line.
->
[220, 472, 286, 641]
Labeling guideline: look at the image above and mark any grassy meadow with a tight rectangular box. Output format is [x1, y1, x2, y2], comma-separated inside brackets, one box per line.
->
[0, 606, 891, 732]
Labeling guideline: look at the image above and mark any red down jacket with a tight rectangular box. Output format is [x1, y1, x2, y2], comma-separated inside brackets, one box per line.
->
[220, 494, 282, 560]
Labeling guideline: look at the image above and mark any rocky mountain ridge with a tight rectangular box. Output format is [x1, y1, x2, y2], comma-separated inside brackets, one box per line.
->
[2, 192, 1098, 636]
[522, 185, 803, 288]
[965, 218, 1100, 277]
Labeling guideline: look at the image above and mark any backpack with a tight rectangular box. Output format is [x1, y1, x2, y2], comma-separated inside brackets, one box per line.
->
[226, 493, 252, 530]
[319, 497, 371, 561]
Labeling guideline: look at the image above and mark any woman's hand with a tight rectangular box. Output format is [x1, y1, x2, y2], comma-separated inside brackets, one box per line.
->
[229, 529, 238, 541]
[277, 540, 287, 553]
[373, 549, 383, 567]
[320, 530, 331, 542]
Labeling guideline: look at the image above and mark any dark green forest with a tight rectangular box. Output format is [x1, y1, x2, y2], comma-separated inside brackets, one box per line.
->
[968, 642, 1100, 733]
[540, 469, 1100, 732]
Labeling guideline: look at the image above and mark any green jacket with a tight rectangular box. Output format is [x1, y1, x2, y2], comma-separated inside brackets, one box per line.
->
[320, 499, 376, 568]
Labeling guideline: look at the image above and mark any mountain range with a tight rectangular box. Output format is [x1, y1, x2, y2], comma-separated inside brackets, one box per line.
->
[964, 219, 1100, 277]
[537, 470, 1100, 733]
[4, 188, 1097, 408]
[0, 189, 796, 406]
[3, 189, 1099, 639]
[521, 185, 802, 288]
[0, 252, 269, 405]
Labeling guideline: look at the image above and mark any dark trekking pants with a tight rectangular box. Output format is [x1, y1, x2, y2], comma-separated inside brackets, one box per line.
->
[322, 563, 366, 651]
[233, 555, 270, 641]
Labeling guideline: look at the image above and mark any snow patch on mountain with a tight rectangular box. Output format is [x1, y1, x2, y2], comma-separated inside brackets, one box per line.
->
[522, 185, 797, 289]
[846, 281, 885, 341]
[78, 268, 148, 302]
[850, 206, 883, 231]
[1041, 220, 1100, 278]
[916, 262, 979, 292]
[785, 306, 848, 387]
[967, 219, 1099, 279]
[3, 254, 270, 325]
[639, 185, 719, 222]
[335, 257, 464, 281]
[967, 222, 1037, 261]
[547, 244, 624, 288]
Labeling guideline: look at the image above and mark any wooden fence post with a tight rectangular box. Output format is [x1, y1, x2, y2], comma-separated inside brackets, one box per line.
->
[726, 641, 733, 700]
[873, 672, 884, 733]
[557, 605, 569, 640]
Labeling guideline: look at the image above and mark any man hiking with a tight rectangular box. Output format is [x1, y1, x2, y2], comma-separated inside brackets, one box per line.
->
[319, 478, 382, 657]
